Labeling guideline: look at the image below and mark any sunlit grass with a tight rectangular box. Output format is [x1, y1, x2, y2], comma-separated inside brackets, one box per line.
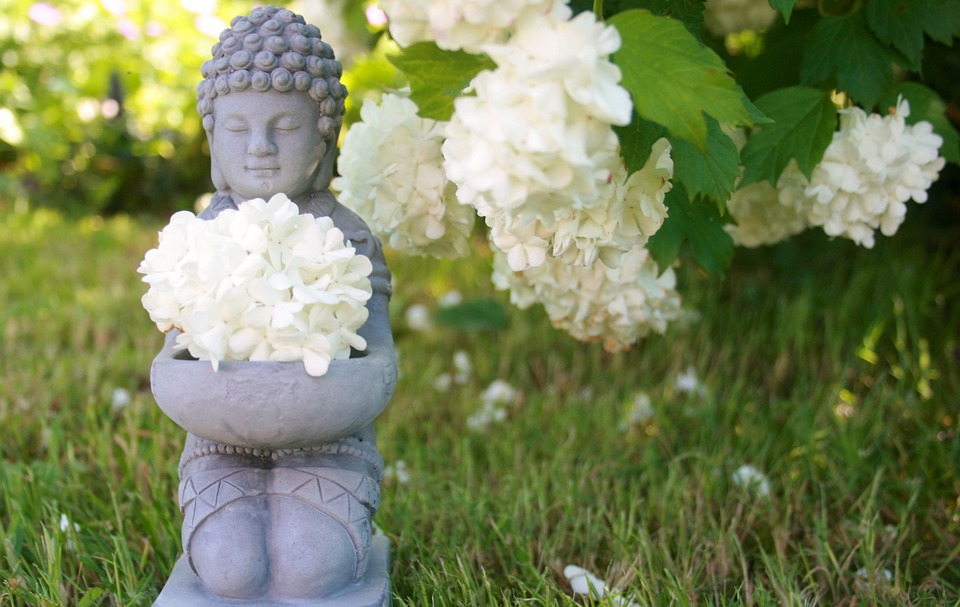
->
[1, 208, 958, 606]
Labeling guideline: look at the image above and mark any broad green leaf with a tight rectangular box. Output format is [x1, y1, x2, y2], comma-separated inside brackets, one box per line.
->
[800, 14, 894, 109]
[865, 0, 927, 70]
[647, 185, 734, 276]
[388, 42, 495, 121]
[571, 0, 705, 37]
[919, 0, 960, 45]
[434, 299, 508, 331]
[610, 9, 753, 150]
[740, 86, 836, 186]
[614, 115, 668, 175]
[882, 82, 960, 165]
[610, 0, 705, 38]
[670, 116, 741, 206]
[768, 0, 799, 24]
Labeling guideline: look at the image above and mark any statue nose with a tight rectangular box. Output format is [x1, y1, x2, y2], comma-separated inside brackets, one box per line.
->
[247, 136, 277, 157]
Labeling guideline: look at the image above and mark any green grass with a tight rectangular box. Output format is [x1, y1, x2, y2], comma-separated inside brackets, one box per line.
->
[0, 207, 958, 606]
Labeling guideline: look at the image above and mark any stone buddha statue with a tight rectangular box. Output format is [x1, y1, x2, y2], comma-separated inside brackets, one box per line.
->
[150, 6, 396, 605]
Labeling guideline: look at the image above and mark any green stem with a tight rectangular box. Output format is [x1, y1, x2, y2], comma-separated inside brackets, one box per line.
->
[593, 0, 604, 21]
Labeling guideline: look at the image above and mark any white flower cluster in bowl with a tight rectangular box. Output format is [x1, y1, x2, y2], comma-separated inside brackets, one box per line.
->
[727, 99, 945, 248]
[138, 193, 373, 377]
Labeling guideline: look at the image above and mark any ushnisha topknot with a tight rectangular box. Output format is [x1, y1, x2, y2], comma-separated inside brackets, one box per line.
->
[196, 5, 347, 139]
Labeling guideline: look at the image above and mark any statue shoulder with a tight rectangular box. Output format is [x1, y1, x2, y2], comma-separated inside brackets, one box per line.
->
[197, 192, 235, 220]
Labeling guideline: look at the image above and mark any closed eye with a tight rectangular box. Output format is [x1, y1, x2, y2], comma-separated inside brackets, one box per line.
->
[223, 118, 249, 132]
[274, 117, 301, 131]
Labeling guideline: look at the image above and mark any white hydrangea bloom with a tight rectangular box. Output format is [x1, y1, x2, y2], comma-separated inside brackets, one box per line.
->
[703, 0, 778, 36]
[443, 68, 622, 214]
[380, 0, 562, 53]
[800, 99, 945, 248]
[443, 6, 653, 272]
[333, 93, 474, 259]
[725, 163, 809, 247]
[138, 194, 373, 377]
[480, 6, 632, 126]
[492, 244, 682, 351]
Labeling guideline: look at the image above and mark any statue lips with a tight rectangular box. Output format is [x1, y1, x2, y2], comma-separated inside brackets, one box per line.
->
[245, 166, 281, 178]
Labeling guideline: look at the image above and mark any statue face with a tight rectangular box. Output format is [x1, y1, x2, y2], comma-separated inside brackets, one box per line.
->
[211, 89, 327, 201]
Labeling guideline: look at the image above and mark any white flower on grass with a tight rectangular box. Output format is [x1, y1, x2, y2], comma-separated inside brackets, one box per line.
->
[703, 0, 778, 37]
[675, 366, 707, 397]
[466, 401, 508, 431]
[380, 0, 562, 53]
[481, 379, 518, 406]
[437, 289, 463, 307]
[799, 99, 945, 248]
[855, 567, 894, 584]
[453, 350, 473, 384]
[333, 93, 474, 259]
[731, 464, 771, 497]
[111, 387, 131, 411]
[404, 303, 433, 331]
[563, 565, 640, 606]
[492, 245, 682, 351]
[467, 379, 517, 431]
[383, 459, 411, 484]
[59, 513, 80, 533]
[433, 373, 453, 392]
[138, 194, 373, 377]
[619, 391, 654, 431]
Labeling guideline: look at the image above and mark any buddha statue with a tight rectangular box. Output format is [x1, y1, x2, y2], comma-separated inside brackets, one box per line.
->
[150, 6, 396, 605]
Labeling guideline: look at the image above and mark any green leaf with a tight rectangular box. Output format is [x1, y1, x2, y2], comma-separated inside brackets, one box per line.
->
[647, 185, 734, 276]
[916, 0, 960, 45]
[740, 86, 837, 186]
[614, 115, 668, 175]
[865, 0, 927, 70]
[609, 0, 705, 38]
[610, 9, 753, 150]
[670, 116, 741, 206]
[388, 42, 495, 121]
[800, 14, 894, 109]
[882, 82, 960, 165]
[768, 0, 799, 24]
[434, 298, 508, 331]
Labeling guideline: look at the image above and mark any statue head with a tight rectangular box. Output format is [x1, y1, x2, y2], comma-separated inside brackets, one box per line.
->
[196, 6, 347, 200]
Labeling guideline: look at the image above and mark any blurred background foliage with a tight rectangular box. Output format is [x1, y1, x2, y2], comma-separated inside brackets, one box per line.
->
[1, 0, 958, 224]
[0, 0, 398, 218]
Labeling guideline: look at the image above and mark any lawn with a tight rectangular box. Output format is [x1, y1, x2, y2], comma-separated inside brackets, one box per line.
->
[0, 204, 957, 606]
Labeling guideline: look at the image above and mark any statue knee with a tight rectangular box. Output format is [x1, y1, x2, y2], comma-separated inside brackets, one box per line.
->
[188, 498, 270, 600]
[268, 497, 361, 599]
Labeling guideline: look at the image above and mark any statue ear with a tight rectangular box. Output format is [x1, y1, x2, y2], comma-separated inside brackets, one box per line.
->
[207, 130, 229, 192]
[311, 137, 337, 191]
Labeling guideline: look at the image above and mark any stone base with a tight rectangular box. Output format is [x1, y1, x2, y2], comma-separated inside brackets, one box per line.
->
[153, 536, 390, 607]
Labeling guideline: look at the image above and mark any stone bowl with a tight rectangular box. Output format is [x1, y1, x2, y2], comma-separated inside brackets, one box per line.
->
[150, 335, 397, 450]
